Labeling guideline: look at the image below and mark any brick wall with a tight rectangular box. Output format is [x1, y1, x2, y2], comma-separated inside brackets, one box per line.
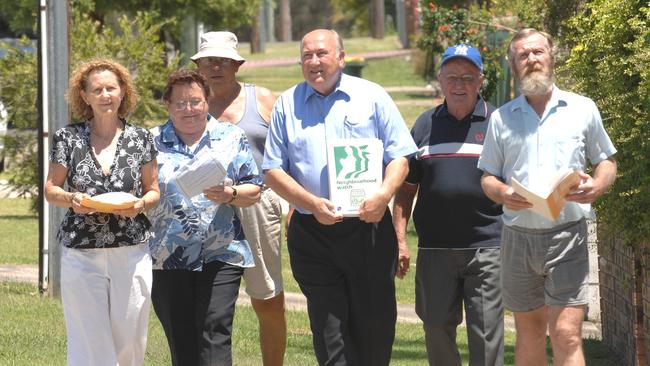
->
[598, 231, 637, 365]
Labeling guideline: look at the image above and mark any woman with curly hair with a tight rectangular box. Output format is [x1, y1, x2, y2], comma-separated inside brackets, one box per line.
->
[44, 58, 160, 366]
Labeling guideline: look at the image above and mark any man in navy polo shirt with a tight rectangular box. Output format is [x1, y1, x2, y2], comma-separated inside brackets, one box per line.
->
[393, 44, 504, 366]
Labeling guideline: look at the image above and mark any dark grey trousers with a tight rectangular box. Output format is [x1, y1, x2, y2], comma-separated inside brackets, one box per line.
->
[415, 247, 504, 366]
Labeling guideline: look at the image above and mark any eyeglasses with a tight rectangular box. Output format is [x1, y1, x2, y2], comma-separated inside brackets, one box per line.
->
[198, 57, 232, 67]
[441, 74, 478, 84]
[172, 99, 205, 110]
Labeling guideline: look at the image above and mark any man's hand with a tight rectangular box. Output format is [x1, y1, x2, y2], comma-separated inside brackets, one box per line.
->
[502, 186, 533, 211]
[565, 171, 602, 204]
[311, 197, 344, 225]
[358, 190, 390, 223]
[396, 239, 410, 279]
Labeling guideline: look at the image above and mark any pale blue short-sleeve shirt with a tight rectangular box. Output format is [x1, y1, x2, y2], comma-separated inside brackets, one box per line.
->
[262, 73, 417, 214]
[478, 85, 616, 229]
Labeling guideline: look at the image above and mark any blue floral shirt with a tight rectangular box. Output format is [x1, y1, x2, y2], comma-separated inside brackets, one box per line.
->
[148, 116, 261, 270]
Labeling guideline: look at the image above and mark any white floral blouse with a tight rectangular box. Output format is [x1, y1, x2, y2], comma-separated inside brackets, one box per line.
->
[49, 120, 157, 249]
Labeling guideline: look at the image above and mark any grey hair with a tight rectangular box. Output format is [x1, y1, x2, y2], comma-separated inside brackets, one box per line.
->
[507, 28, 555, 67]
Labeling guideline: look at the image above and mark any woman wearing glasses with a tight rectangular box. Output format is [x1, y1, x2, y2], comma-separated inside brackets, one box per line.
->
[44, 58, 160, 366]
[148, 69, 261, 366]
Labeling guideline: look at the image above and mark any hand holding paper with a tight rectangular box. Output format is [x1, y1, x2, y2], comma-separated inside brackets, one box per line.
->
[510, 169, 581, 220]
[174, 149, 228, 198]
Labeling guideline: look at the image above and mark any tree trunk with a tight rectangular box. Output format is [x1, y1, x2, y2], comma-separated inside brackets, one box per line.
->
[278, 0, 292, 42]
[369, 0, 385, 39]
[250, 12, 262, 54]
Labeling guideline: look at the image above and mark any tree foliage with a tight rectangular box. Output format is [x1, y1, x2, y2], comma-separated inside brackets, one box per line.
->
[417, 2, 507, 102]
[488, 0, 583, 37]
[85, 0, 261, 43]
[563, 0, 650, 244]
[0, 6, 179, 207]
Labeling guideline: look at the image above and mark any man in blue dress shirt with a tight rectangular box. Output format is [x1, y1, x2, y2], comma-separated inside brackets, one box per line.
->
[478, 28, 617, 365]
[263, 29, 417, 365]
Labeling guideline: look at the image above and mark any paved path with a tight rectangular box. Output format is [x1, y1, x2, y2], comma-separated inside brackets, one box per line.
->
[240, 49, 414, 69]
[0, 264, 602, 339]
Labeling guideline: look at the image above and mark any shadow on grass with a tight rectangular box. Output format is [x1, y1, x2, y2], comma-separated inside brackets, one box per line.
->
[0, 215, 37, 220]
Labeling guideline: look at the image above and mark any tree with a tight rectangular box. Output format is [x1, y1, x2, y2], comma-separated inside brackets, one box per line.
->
[278, 0, 292, 41]
[562, 0, 650, 244]
[0, 6, 179, 207]
[369, 0, 385, 38]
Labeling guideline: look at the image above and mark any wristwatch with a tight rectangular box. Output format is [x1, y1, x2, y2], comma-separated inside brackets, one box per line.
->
[226, 186, 238, 204]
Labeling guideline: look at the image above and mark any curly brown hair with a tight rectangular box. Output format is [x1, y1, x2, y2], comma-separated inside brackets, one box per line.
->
[162, 69, 211, 103]
[67, 58, 138, 120]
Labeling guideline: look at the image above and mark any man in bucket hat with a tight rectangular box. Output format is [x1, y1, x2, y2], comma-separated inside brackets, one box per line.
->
[192, 31, 286, 366]
[393, 44, 504, 365]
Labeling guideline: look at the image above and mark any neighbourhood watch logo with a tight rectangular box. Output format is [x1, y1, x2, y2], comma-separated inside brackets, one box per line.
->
[334, 145, 371, 179]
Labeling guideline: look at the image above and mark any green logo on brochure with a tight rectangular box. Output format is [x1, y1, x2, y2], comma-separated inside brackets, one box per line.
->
[334, 145, 371, 179]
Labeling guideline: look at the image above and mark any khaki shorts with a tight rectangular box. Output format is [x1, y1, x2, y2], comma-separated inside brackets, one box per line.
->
[501, 219, 588, 312]
[239, 189, 284, 300]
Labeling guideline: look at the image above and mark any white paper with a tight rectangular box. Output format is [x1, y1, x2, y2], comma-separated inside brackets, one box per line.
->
[174, 148, 228, 198]
[326, 138, 383, 217]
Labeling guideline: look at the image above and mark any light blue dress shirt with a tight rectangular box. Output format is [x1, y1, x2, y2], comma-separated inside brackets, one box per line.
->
[478, 85, 617, 229]
[262, 73, 418, 214]
[148, 115, 262, 270]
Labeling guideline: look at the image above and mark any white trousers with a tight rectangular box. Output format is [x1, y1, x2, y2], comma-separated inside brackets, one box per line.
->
[61, 243, 152, 366]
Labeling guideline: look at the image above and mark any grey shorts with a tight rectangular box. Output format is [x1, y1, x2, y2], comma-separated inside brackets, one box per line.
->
[501, 219, 588, 312]
[238, 189, 284, 300]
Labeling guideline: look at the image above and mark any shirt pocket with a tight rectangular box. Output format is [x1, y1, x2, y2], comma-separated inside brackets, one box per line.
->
[342, 109, 377, 139]
[553, 135, 585, 170]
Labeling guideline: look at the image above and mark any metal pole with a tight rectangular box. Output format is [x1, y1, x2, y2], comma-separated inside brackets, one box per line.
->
[44, 0, 70, 298]
[38, 0, 48, 295]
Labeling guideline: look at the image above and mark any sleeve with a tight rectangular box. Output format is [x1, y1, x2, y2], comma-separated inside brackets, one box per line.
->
[374, 88, 418, 162]
[477, 112, 504, 177]
[141, 128, 158, 164]
[231, 129, 263, 186]
[262, 96, 289, 172]
[49, 127, 72, 167]
[585, 100, 617, 165]
[405, 126, 422, 184]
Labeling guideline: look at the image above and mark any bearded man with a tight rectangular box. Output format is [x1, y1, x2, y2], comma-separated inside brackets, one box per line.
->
[478, 28, 617, 366]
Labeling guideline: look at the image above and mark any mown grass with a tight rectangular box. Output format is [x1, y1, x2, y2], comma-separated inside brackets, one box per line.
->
[0, 282, 616, 365]
[0, 196, 617, 365]
[0, 198, 37, 264]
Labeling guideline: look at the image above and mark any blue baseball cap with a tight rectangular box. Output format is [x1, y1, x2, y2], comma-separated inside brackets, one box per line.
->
[441, 44, 483, 72]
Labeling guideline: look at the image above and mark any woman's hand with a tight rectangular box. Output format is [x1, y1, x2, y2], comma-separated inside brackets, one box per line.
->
[70, 192, 96, 215]
[204, 184, 236, 205]
[113, 199, 145, 218]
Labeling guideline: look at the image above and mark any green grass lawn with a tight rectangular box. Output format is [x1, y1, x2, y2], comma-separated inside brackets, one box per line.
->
[0, 196, 618, 364]
[0, 281, 477, 365]
[0, 281, 616, 365]
[0, 198, 37, 264]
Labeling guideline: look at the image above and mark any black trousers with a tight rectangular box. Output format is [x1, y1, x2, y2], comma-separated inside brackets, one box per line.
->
[151, 261, 243, 366]
[288, 211, 398, 366]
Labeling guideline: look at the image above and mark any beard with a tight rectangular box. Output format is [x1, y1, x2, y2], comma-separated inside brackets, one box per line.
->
[517, 65, 555, 96]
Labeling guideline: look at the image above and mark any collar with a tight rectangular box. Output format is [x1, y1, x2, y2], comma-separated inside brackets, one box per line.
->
[303, 71, 350, 102]
[509, 84, 567, 113]
[437, 96, 488, 121]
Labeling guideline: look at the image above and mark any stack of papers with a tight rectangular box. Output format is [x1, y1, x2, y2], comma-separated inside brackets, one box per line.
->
[174, 148, 228, 198]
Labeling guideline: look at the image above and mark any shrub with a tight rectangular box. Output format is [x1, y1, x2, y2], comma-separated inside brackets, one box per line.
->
[416, 2, 507, 102]
[0, 9, 179, 209]
[563, 0, 650, 244]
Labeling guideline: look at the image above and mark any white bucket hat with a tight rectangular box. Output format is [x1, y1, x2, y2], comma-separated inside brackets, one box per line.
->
[191, 31, 246, 64]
